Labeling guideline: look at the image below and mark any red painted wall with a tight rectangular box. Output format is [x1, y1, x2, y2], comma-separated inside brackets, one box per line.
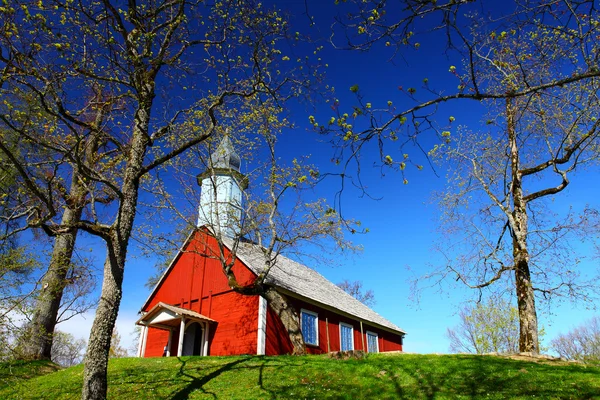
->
[378, 327, 404, 352]
[144, 327, 170, 357]
[142, 230, 259, 357]
[265, 296, 403, 355]
[142, 229, 403, 357]
[265, 305, 294, 355]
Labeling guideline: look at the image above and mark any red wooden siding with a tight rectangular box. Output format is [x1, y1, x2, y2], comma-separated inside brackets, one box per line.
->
[142, 230, 259, 357]
[144, 328, 170, 357]
[205, 292, 258, 355]
[265, 304, 294, 355]
[142, 229, 403, 357]
[265, 296, 403, 355]
[377, 328, 404, 352]
[144, 230, 256, 311]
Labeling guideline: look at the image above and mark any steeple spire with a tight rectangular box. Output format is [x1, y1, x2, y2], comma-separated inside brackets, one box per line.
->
[196, 134, 247, 237]
[209, 132, 241, 171]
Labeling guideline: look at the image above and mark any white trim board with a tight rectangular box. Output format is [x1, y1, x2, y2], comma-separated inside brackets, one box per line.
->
[257, 295, 267, 355]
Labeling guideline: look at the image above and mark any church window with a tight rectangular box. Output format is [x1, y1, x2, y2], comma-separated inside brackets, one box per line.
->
[367, 331, 379, 353]
[340, 323, 354, 351]
[300, 309, 318, 346]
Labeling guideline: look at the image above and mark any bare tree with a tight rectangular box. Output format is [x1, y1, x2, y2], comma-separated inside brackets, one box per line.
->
[15, 89, 111, 361]
[0, 1, 325, 398]
[213, 134, 356, 354]
[108, 328, 128, 359]
[127, 326, 141, 357]
[428, 16, 600, 353]
[551, 316, 600, 364]
[51, 331, 86, 367]
[0, 131, 40, 361]
[337, 280, 376, 307]
[323, 1, 600, 354]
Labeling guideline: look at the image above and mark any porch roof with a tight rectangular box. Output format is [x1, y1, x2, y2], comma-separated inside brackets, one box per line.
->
[136, 302, 216, 331]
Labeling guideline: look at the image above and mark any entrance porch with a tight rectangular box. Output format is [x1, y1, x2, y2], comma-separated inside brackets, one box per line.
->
[136, 302, 216, 357]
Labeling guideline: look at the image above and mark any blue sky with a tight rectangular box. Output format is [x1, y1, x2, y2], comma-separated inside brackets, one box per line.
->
[56, 1, 599, 354]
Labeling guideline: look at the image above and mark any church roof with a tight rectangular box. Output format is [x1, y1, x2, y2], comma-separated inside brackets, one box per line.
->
[231, 239, 406, 335]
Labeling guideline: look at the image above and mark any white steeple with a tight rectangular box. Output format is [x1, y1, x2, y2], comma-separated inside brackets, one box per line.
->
[197, 135, 247, 238]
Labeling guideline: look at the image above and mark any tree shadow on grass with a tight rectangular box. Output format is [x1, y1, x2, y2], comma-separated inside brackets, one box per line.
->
[257, 358, 312, 400]
[111, 356, 312, 398]
[251, 354, 600, 399]
[111, 354, 600, 399]
[170, 356, 251, 399]
[255, 356, 398, 399]
[386, 355, 600, 399]
[393, 356, 509, 399]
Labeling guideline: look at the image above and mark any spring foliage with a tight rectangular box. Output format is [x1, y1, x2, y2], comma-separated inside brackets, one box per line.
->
[447, 297, 520, 354]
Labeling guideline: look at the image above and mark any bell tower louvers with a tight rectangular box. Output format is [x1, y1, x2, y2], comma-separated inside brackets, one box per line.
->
[196, 135, 248, 238]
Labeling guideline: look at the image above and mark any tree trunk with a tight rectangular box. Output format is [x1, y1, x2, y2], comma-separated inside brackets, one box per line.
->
[263, 287, 306, 355]
[19, 106, 105, 361]
[507, 97, 540, 354]
[81, 238, 124, 399]
[222, 250, 306, 355]
[513, 242, 539, 353]
[19, 203, 82, 360]
[81, 101, 150, 399]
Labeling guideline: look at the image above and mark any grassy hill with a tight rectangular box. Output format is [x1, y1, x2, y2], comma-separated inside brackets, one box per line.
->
[1, 353, 599, 399]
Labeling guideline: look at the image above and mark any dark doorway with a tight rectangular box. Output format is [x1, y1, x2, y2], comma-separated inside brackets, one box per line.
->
[182, 322, 204, 356]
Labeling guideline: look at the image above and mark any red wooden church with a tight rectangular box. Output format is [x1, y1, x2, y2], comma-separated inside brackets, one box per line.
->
[136, 137, 406, 357]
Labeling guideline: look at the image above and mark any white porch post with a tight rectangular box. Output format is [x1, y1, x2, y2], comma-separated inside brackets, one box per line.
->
[138, 325, 149, 358]
[177, 317, 186, 357]
[166, 328, 173, 357]
[203, 322, 210, 356]
[257, 295, 267, 355]
[137, 325, 147, 357]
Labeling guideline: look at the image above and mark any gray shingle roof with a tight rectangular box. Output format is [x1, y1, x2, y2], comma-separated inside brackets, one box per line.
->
[233, 240, 406, 334]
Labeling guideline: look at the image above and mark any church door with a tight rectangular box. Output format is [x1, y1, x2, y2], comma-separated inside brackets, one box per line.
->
[182, 322, 204, 356]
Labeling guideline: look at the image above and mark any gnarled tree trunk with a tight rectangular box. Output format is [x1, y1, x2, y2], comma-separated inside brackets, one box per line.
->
[513, 241, 538, 353]
[507, 97, 539, 354]
[81, 236, 125, 399]
[19, 203, 82, 360]
[263, 287, 306, 355]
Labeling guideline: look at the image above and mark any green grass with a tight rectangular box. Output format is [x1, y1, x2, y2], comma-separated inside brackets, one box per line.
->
[2, 354, 599, 399]
[0, 359, 60, 390]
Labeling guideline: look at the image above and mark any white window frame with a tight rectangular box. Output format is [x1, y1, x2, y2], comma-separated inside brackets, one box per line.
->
[339, 322, 354, 351]
[300, 309, 319, 346]
[366, 330, 379, 353]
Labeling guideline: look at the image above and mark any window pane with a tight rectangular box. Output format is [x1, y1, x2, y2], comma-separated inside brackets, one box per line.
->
[367, 333, 378, 353]
[301, 312, 317, 345]
[341, 325, 353, 351]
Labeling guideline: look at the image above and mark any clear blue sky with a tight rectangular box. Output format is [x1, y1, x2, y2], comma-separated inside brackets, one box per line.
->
[58, 0, 599, 354]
